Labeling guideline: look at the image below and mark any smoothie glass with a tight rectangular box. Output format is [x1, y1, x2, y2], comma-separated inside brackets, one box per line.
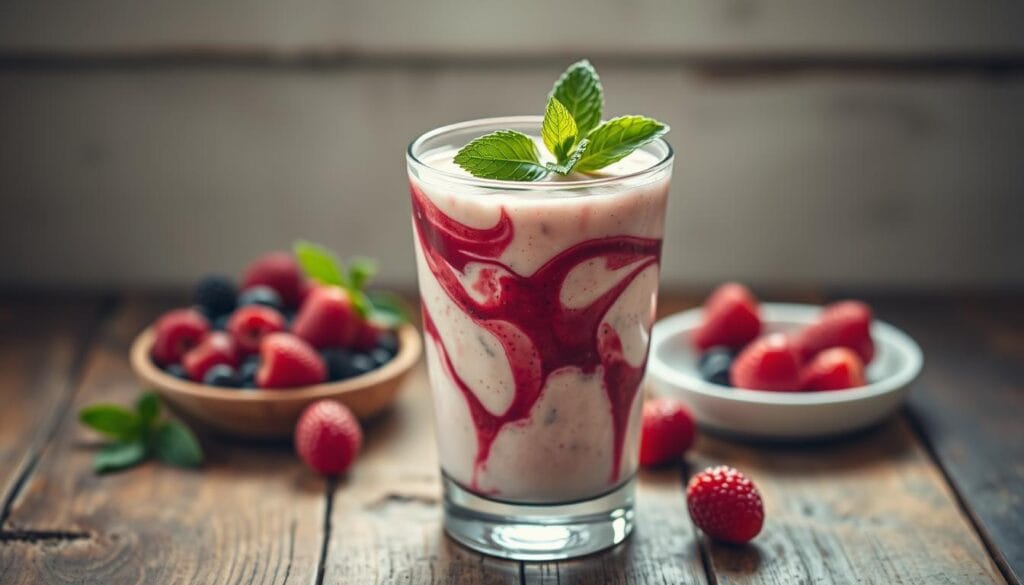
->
[407, 117, 673, 560]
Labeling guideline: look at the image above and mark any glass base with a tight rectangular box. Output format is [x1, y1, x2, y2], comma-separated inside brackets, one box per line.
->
[442, 474, 636, 561]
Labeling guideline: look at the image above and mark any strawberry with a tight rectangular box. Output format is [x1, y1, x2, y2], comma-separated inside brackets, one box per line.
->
[797, 300, 875, 364]
[182, 331, 240, 382]
[687, 465, 764, 544]
[241, 252, 304, 308]
[800, 347, 866, 391]
[292, 286, 360, 349]
[257, 332, 327, 388]
[352, 318, 387, 352]
[151, 309, 210, 366]
[639, 398, 696, 467]
[730, 333, 802, 391]
[692, 283, 761, 351]
[227, 305, 286, 355]
[295, 399, 363, 476]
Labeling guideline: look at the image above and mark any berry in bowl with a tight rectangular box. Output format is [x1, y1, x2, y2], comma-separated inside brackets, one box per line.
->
[646, 284, 922, 440]
[130, 243, 421, 439]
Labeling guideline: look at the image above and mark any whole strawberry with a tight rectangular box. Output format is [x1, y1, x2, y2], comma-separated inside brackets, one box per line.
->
[182, 331, 240, 382]
[730, 333, 802, 391]
[797, 300, 875, 364]
[257, 332, 327, 388]
[692, 283, 761, 351]
[295, 400, 363, 475]
[800, 347, 866, 391]
[151, 308, 210, 366]
[241, 252, 305, 308]
[639, 398, 696, 467]
[687, 465, 764, 544]
[292, 286, 360, 349]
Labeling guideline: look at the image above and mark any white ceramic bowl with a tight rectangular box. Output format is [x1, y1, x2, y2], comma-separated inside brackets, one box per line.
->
[646, 303, 923, 440]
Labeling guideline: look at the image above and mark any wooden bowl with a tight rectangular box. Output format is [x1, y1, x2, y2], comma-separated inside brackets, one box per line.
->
[130, 324, 422, 439]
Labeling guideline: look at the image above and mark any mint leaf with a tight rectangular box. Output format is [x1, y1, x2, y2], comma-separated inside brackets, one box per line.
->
[541, 97, 578, 164]
[545, 139, 589, 176]
[94, 441, 147, 473]
[367, 291, 411, 326]
[136, 392, 160, 429]
[348, 257, 377, 291]
[79, 405, 142, 441]
[575, 116, 669, 173]
[453, 130, 548, 181]
[294, 240, 348, 287]
[550, 59, 603, 138]
[153, 422, 204, 468]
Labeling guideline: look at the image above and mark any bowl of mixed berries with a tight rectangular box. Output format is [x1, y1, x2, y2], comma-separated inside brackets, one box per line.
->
[646, 283, 922, 440]
[130, 243, 421, 438]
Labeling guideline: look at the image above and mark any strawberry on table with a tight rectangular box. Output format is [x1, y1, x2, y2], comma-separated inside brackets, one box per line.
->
[295, 399, 363, 476]
[800, 347, 866, 391]
[292, 286, 360, 349]
[687, 465, 764, 544]
[639, 398, 696, 467]
[730, 333, 802, 391]
[797, 300, 875, 364]
[257, 332, 327, 388]
[183, 332, 240, 382]
[241, 251, 305, 308]
[692, 283, 762, 351]
[227, 305, 286, 355]
[151, 308, 210, 366]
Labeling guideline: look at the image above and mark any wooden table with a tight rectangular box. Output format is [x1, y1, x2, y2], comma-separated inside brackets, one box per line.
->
[1, 291, 1020, 584]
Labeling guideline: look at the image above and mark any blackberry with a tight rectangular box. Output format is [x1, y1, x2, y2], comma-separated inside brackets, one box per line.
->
[194, 274, 237, 319]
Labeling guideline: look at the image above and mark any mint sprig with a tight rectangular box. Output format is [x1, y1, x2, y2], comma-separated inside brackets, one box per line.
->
[453, 59, 667, 181]
[79, 392, 203, 473]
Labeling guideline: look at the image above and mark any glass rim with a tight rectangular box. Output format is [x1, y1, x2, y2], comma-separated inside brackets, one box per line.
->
[406, 115, 674, 191]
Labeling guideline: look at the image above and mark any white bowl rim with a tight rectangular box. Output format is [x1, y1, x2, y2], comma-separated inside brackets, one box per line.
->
[648, 302, 924, 406]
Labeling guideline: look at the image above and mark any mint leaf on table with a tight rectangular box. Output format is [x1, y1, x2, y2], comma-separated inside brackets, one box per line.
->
[545, 139, 589, 176]
[94, 442, 147, 474]
[294, 240, 348, 287]
[574, 116, 669, 173]
[79, 405, 142, 442]
[153, 422, 204, 468]
[136, 392, 160, 428]
[550, 59, 603, 138]
[453, 130, 548, 181]
[541, 97, 578, 164]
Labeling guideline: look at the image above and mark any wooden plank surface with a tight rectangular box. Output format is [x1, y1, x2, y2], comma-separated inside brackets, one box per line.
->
[0, 296, 325, 584]
[862, 294, 1024, 584]
[0, 294, 105, 523]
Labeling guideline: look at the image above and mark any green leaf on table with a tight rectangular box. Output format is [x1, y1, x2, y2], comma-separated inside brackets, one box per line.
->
[367, 291, 411, 327]
[136, 392, 160, 428]
[79, 405, 142, 441]
[574, 116, 669, 173]
[545, 139, 589, 176]
[453, 130, 548, 181]
[348, 257, 377, 290]
[94, 441, 147, 473]
[152, 422, 204, 468]
[550, 59, 603, 138]
[541, 97, 578, 164]
[294, 240, 348, 287]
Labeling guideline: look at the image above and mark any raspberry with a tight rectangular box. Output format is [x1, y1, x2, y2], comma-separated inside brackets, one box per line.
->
[292, 286, 360, 349]
[256, 332, 327, 389]
[800, 347, 866, 391]
[730, 334, 802, 391]
[182, 332, 240, 382]
[639, 398, 696, 466]
[227, 305, 286, 355]
[151, 308, 210, 367]
[295, 400, 363, 475]
[692, 283, 761, 351]
[241, 252, 304, 308]
[687, 465, 764, 544]
[797, 301, 875, 364]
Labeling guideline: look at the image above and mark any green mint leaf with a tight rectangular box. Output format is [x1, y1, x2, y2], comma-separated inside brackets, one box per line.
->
[541, 97, 578, 164]
[294, 240, 349, 287]
[550, 59, 603, 138]
[79, 405, 142, 442]
[367, 291, 411, 326]
[153, 421, 204, 468]
[136, 392, 160, 429]
[575, 116, 669, 173]
[453, 130, 548, 181]
[348, 257, 377, 291]
[94, 441, 147, 474]
[545, 139, 589, 176]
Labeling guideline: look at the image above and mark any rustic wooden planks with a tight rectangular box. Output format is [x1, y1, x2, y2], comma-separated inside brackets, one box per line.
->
[0, 297, 325, 584]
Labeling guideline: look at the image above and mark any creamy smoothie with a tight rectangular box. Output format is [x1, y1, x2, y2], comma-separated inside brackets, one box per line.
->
[411, 138, 670, 503]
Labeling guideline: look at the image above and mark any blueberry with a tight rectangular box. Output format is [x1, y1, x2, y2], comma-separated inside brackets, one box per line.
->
[239, 358, 261, 387]
[322, 348, 356, 381]
[203, 364, 239, 387]
[376, 331, 399, 354]
[238, 286, 283, 311]
[369, 347, 393, 367]
[164, 363, 188, 380]
[212, 313, 231, 331]
[194, 274, 237, 319]
[349, 353, 377, 376]
[698, 346, 735, 387]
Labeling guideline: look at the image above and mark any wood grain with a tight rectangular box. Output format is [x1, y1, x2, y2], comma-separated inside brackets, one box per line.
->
[0, 296, 325, 584]
[0, 294, 105, 521]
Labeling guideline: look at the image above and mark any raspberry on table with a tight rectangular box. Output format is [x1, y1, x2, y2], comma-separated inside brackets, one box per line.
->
[687, 465, 764, 544]
[295, 399, 363, 476]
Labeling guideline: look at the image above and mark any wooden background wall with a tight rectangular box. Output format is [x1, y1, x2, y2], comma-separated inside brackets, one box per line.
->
[1, 1, 1022, 290]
